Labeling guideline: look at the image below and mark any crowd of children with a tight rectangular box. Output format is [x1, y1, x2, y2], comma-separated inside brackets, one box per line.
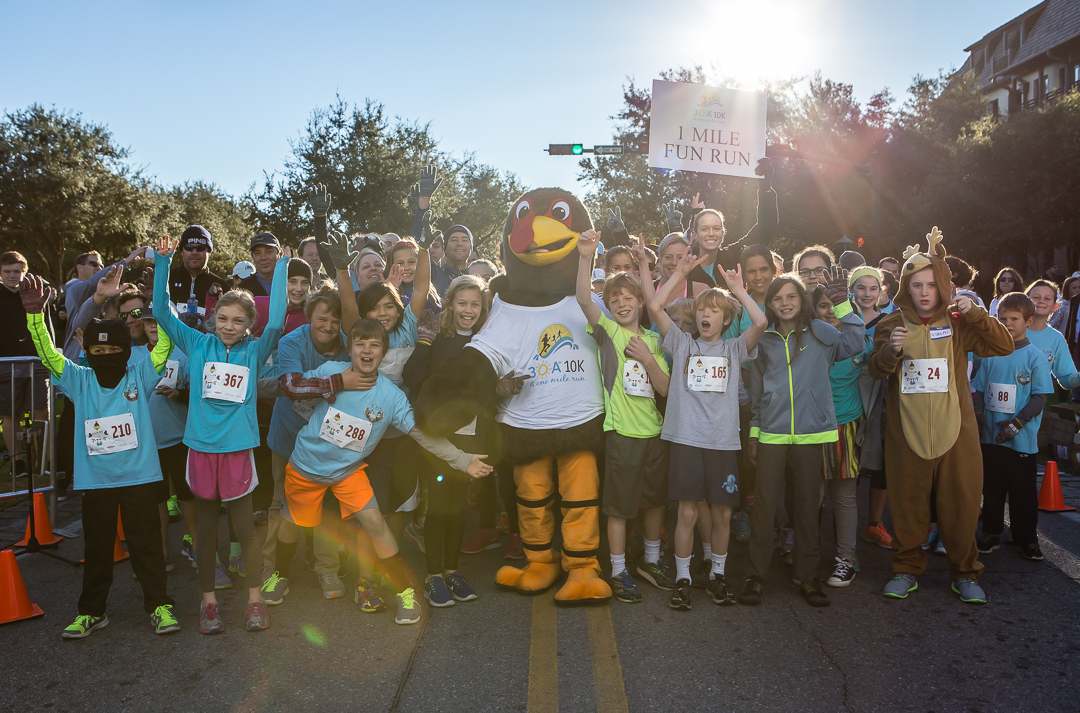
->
[7, 166, 1080, 637]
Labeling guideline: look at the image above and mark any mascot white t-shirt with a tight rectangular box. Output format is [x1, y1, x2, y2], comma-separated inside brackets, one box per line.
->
[468, 295, 604, 430]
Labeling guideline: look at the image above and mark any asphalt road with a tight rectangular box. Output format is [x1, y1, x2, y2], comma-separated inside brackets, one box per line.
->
[3, 476, 1080, 713]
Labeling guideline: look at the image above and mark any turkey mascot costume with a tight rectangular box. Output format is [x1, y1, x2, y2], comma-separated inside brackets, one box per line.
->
[415, 188, 611, 603]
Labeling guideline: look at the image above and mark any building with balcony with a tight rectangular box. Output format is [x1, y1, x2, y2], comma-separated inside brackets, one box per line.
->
[960, 0, 1080, 117]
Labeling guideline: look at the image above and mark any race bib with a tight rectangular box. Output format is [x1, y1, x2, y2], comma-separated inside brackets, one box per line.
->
[687, 356, 729, 393]
[292, 398, 317, 421]
[986, 383, 1016, 414]
[201, 361, 250, 403]
[900, 358, 949, 394]
[454, 417, 477, 436]
[157, 360, 180, 390]
[622, 359, 654, 397]
[379, 347, 415, 383]
[318, 407, 372, 453]
[85, 413, 138, 456]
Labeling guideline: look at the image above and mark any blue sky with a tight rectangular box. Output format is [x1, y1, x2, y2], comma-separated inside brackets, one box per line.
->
[2, 0, 1034, 198]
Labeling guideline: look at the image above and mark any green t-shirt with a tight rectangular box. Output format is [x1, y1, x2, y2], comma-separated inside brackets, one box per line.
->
[587, 314, 668, 438]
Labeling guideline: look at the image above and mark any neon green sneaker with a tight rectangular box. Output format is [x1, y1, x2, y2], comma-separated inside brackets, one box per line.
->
[261, 571, 290, 606]
[151, 605, 180, 634]
[62, 613, 108, 639]
[166, 495, 181, 520]
[394, 587, 421, 625]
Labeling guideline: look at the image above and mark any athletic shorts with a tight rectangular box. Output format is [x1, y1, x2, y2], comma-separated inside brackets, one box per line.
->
[186, 448, 257, 502]
[159, 442, 192, 501]
[364, 436, 419, 514]
[823, 419, 862, 480]
[0, 363, 50, 417]
[281, 463, 375, 528]
[666, 442, 740, 507]
[603, 432, 669, 519]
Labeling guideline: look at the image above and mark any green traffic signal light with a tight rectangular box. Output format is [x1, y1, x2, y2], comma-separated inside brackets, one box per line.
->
[571, 144, 583, 155]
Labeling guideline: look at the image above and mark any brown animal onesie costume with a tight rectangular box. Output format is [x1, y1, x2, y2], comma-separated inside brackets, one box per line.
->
[868, 228, 1013, 581]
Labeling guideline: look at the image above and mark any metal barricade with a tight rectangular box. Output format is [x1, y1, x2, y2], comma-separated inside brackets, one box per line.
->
[0, 356, 57, 523]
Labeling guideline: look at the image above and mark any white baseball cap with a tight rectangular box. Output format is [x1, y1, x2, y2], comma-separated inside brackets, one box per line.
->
[591, 269, 606, 284]
[229, 261, 256, 279]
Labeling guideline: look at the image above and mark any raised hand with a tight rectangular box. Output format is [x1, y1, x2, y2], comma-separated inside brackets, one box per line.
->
[577, 229, 601, 257]
[19, 274, 52, 314]
[606, 206, 625, 234]
[717, 261, 744, 292]
[321, 230, 358, 272]
[154, 235, 178, 259]
[309, 183, 331, 217]
[125, 245, 150, 266]
[419, 164, 444, 199]
[417, 210, 441, 250]
[406, 182, 421, 214]
[417, 309, 438, 345]
[94, 264, 125, 302]
[136, 266, 154, 293]
[824, 265, 850, 306]
[675, 248, 709, 277]
[466, 455, 494, 479]
[889, 327, 908, 355]
[629, 235, 648, 264]
[660, 201, 683, 234]
[690, 192, 705, 210]
[283, 246, 293, 259]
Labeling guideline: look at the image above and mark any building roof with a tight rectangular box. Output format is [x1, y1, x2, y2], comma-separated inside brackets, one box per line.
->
[960, 0, 1080, 87]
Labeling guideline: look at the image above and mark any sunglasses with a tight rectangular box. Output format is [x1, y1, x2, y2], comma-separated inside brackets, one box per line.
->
[183, 244, 209, 253]
[119, 307, 144, 320]
[85, 262, 103, 269]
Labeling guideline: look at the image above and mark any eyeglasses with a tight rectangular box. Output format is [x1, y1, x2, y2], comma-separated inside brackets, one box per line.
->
[119, 307, 144, 320]
[183, 245, 209, 253]
[798, 267, 829, 277]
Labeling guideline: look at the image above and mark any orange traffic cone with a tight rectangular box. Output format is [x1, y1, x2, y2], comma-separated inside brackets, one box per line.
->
[1038, 461, 1076, 512]
[0, 549, 44, 625]
[117, 511, 125, 542]
[79, 534, 129, 564]
[15, 492, 63, 546]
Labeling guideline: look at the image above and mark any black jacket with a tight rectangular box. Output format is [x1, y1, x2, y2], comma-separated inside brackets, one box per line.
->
[238, 274, 269, 298]
[169, 268, 230, 309]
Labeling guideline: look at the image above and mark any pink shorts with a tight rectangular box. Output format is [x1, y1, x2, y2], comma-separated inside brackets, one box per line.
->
[186, 449, 258, 502]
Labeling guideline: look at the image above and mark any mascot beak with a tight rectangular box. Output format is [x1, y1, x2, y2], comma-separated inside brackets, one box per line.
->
[512, 215, 580, 266]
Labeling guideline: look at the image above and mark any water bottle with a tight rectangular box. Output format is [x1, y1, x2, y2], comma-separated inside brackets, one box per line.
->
[185, 296, 200, 328]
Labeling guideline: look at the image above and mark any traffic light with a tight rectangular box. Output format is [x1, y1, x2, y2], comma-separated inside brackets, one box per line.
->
[547, 144, 584, 155]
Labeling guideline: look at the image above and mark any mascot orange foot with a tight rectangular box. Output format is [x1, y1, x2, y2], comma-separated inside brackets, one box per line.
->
[498, 452, 611, 603]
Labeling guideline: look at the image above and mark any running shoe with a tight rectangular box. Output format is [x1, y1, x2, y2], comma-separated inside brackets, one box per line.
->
[496, 511, 510, 534]
[181, 536, 197, 568]
[635, 558, 676, 591]
[424, 575, 455, 608]
[691, 558, 712, 588]
[445, 571, 478, 602]
[976, 534, 1001, 554]
[862, 520, 893, 549]
[799, 579, 830, 607]
[166, 496, 181, 522]
[738, 576, 764, 606]
[610, 569, 642, 604]
[460, 528, 501, 554]
[245, 600, 270, 631]
[503, 533, 525, 560]
[707, 574, 736, 605]
[356, 577, 385, 613]
[731, 511, 751, 543]
[669, 578, 692, 610]
[826, 557, 856, 588]
[229, 554, 246, 578]
[951, 578, 986, 604]
[62, 613, 108, 639]
[320, 572, 345, 599]
[151, 605, 180, 634]
[261, 571, 290, 605]
[921, 525, 939, 551]
[404, 521, 426, 554]
[933, 538, 947, 556]
[1021, 542, 1044, 561]
[883, 573, 918, 599]
[214, 563, 232, 589]
[395, 588, 422, 624]
[199, 602, 224, 635]
[253, 510, 268, 526]
[163, 555, 175, 573]
[780, 528, 795, 555]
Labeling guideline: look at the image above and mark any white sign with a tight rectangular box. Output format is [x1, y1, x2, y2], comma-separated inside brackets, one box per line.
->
[648, 80, 767, 179]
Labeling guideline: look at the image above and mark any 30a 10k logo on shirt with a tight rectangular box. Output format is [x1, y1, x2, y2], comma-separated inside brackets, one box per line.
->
[526, 323, 588, 384]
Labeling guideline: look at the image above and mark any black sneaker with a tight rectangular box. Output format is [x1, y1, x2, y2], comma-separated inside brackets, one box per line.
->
[799, 578, 830, 607]
[976, 534, 1000, 554]
[707, 574, 736, 605]
[738, 576, 763, 606]
[1021, 542, 1044, 561]
[691, 559, 712, 588]
[668, 579, 692, 610]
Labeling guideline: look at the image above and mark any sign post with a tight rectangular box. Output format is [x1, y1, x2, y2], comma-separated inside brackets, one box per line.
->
[648, 80, 767, 179]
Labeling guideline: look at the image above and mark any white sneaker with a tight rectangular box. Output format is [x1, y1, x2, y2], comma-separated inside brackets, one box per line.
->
[320, 572, 345, 599]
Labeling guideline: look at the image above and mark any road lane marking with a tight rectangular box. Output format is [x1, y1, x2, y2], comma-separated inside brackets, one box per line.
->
[586, 606, 629, 713]
[527, 596, 558, 713]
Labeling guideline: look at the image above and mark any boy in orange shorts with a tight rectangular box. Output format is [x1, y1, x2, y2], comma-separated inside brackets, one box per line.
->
[268, 318, 492, 624]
